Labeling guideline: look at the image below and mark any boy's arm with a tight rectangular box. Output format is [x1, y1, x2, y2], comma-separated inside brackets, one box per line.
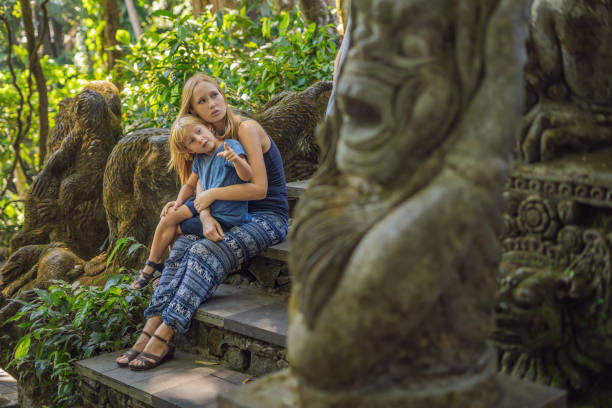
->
[174, 172, 199, 208]
[217, 142, 253, 181]
[232, 154, 253, 181]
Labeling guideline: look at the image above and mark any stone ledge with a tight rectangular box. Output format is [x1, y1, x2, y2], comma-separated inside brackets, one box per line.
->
[217, 370, 567, 408]
[193, 284, 288, 348]
[287, 179, 308, 201]
[261, 240, 289, 262]
[76, 350, 250, 408]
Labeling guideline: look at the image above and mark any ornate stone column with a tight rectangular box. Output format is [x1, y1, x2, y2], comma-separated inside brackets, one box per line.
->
[493, 3, 612, 405]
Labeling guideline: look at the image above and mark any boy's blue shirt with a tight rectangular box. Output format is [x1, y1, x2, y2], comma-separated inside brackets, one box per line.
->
[191, 139, 251, 228]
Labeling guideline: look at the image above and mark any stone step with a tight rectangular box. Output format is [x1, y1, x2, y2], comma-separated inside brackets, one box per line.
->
[261, 239, 289, 262]
[218, 371, 567, 408]
[176, 284, 289, 377]
[0, 369, 17, 408]
[193, 284, 288, 348]
[76, 349, 250, 408]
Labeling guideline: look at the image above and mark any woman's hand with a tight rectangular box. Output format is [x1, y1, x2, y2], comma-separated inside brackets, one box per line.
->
[200, 212, 224, 241]
[194, 189, 216, 212]
[161, 201, 177, 217]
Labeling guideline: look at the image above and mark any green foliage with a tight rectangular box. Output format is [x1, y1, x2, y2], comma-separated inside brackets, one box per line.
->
[2, 276, 151, 407]
[116, 6, 337, 129]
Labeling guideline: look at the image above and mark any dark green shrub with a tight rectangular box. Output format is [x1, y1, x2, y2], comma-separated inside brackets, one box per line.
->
[2, 275, 151, 407]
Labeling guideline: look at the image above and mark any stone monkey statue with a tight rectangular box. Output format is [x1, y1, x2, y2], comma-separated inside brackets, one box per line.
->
[285, 0, 528, 405]
[1, 81, 121, 298]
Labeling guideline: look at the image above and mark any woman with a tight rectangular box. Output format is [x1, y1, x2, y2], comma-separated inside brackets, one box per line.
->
[117, 73, 289, 370]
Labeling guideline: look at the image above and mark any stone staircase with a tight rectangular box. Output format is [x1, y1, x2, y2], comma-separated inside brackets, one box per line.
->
[75, 181, 305, 408]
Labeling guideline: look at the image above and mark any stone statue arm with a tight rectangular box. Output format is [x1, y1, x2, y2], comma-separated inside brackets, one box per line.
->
[530, 0, 563, 86]
[32, 131, 81, 197]
[519, 0, 612, 163]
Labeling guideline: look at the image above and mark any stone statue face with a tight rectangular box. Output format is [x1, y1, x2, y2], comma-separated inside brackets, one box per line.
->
[336, 0, 459, 185]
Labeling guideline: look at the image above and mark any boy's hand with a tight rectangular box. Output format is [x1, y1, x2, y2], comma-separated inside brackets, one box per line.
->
[216, 142, 239, 163]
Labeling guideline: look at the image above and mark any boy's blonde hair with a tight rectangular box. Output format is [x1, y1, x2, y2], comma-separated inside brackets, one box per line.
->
[168, 114, 209, 184]
[178, 73, 239, 141]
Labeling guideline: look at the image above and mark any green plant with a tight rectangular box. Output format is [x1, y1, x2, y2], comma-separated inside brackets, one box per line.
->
[116, 5, 337, 130]
[2, 275, 151, 407]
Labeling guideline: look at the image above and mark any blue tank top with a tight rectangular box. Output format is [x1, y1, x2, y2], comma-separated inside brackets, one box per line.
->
[248, 136, 289, 220]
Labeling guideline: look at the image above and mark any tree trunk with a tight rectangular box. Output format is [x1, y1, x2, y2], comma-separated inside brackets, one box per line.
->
[335, 0, 350, 35]
[270, 0, 298, 12]
[103, 0, 121, 71]
[124, 0, 142, 38]
[19, 0, 49, 166]
[298, 0, 333, 27]
[192, 0, 203, 14]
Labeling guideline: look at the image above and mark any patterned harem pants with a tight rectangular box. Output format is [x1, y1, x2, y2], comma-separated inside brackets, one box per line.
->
[144, 212, 288, 334]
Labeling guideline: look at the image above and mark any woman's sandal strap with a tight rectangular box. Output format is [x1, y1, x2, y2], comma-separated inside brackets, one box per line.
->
[121, 348, 140, 359]
[145, 259, 165, 273]
[137, 351, 164, 363]
[141, 329, 152, 339]
[152, 333, 173, 346]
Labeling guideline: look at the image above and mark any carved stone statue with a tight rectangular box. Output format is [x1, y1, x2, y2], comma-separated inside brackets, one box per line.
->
[0, 81, 121, 298]
[219, 0, 566, 407]
[518, 0, 612, 163]
[492, 2, 612, 406]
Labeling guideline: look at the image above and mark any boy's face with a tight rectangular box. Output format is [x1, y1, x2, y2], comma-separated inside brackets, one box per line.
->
[183, 123, 219, 155]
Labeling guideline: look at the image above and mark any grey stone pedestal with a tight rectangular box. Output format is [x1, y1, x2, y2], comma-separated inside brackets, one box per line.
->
[217, 370, 566, 408]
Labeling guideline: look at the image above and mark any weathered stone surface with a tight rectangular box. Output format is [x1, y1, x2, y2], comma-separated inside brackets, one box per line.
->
[285, 0, 529, 405]
[219, 0, 540, 406]
[493, 3, 612, 407]
[218, 371, 567, 408]
[178, 319, 287, 377]
[76, 350, 245, 408]
[0, 81, 121, 297]
[518, 0, 612, 163]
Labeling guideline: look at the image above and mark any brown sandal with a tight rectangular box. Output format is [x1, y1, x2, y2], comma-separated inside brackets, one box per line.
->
[132, 260, 165, 289]
[116, 330, 152, 367]
[128, 334, 175, 371]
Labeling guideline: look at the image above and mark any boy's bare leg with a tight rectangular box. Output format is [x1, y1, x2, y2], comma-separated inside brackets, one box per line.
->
[131, 206, 192, 289]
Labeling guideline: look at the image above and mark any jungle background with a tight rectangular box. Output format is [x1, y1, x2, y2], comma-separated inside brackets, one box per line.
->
[0, 0, 339, 253]
[0, 1, 338, 405]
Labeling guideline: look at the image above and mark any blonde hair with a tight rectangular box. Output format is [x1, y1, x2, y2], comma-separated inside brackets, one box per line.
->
[168, 114, 208, 184]
[178, 73, 240, 141]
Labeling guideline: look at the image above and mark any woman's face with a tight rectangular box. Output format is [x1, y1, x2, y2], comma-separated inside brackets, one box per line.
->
[190, 81, 227, 127]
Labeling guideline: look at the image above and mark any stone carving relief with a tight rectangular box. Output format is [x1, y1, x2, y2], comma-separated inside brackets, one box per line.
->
[284, 0, 528, 406]
[493, 1, 612, 405]
[518, 0, 612, 163]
